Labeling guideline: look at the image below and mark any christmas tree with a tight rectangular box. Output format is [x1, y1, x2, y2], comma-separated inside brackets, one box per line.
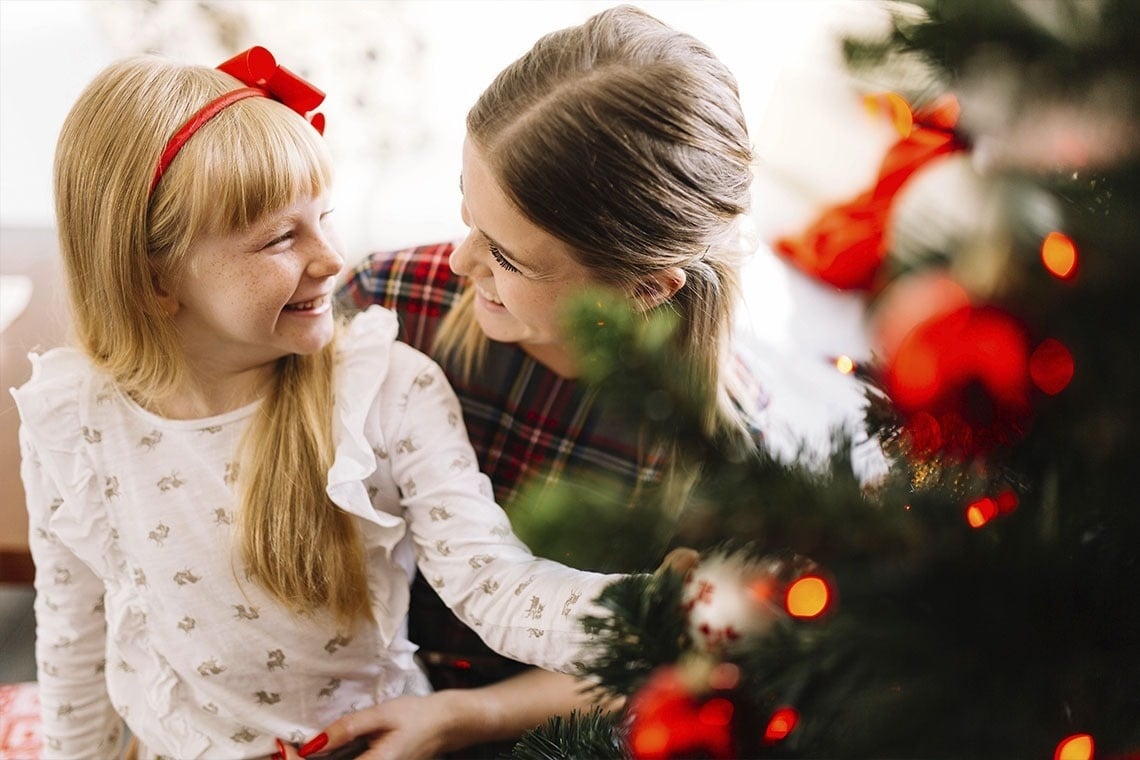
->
[509, 0, 1140, 757]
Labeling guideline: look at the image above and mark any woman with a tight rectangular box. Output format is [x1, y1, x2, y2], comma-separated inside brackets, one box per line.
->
[305, 5, 766, 757]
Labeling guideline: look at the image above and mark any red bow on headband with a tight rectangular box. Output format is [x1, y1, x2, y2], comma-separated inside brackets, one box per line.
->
[217, 46, 326, 134]
[149, 46, 328, 197]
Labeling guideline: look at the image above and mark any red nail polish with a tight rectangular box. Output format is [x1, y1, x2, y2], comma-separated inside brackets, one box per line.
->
[272, 737, 286, 760]
[299, 733, 328, 757]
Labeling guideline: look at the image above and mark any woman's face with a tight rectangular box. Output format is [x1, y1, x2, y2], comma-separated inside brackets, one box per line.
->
[449, 137, 600, 377]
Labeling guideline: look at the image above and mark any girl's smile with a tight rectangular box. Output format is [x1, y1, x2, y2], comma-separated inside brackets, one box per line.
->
[164, 193, 343, 391]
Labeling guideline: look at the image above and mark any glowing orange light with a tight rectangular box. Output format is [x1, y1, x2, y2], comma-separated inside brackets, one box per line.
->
[631, 722, 669, 756]
[786, 576, 830, 618]
[966, 496, 998, 528]
[1054, 733, 1094, 760]
[1030, 338, 1075, 395]
[763, 706, 800, 744]
[835, 355, 855, 375]
[1041, 231, 1078, 280]
[864, 92, 914, 137]
[699, 697, 735, 727]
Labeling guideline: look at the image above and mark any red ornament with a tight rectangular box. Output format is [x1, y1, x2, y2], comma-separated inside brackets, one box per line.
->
[883, 303, 1032, 459]
[626, 665, 737, 760]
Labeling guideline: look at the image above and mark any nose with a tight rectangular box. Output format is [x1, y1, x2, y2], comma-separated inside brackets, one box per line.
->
[449, 229, 488, 278]
[307, 233, 344, 279]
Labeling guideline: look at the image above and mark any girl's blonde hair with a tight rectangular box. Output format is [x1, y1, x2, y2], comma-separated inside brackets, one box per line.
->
[437, 5, 759, 504]
[54, 55, 371, 626]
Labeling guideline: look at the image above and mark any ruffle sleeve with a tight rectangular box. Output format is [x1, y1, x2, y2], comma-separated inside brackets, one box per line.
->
[327, 306, 413, 645]
[12, 349, 121, 578]
[11, 349, 130, 757]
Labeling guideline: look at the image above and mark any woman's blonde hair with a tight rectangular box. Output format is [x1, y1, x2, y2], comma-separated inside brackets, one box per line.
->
[54, 55, 371, 626]
[437, 5, 759, 503]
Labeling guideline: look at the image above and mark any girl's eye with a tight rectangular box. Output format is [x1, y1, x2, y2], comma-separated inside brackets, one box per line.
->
[261, 231, 293, 250]
[488, 242, 521, 273]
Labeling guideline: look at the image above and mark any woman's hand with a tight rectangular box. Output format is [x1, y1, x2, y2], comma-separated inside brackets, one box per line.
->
[285, 693, 455, 760]
[655, 547, 700, 578]
[290, 667, 614, 759]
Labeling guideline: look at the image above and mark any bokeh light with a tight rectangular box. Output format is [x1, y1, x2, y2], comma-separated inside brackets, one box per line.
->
[763, 706, 800, 744]
[1053, 733, 1094, 760]
[1030, 338, 1075, 395]
[1041, 231, 1078, 280]
[786, 576, 831, 618]
[966, 496, 999, 528]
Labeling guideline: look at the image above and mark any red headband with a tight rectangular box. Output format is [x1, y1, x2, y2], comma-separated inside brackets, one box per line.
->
[148, 46, 326, 197]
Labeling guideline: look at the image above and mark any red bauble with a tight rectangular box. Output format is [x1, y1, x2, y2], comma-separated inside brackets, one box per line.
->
[882, 303, 1032, 459]
[626, 665, 737, 760]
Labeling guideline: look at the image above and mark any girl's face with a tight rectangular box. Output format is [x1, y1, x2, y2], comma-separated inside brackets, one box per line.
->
[449, 137, 599, 377]
[165, 193, 343, 375]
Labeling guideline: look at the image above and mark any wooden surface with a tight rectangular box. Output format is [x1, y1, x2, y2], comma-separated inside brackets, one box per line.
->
[0, 227, 68, 580]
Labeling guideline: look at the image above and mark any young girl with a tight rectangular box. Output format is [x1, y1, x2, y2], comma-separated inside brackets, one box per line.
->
[14, 48, 621, 760]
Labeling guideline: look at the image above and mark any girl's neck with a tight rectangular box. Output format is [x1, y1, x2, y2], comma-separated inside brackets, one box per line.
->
[144, 362, 276, 420]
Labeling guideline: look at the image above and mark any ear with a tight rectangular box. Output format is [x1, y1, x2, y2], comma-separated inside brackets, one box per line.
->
[632, 266, 687, 312]
[151, 269, 180, 317]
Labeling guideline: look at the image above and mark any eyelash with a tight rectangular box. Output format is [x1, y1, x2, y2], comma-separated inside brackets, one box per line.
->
[488, 242, 520, 273]
[263, 232, 293, 250]
[261, 209, 333, 250]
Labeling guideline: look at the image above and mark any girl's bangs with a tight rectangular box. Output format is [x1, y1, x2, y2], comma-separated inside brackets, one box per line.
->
[187, 99, 332, 235]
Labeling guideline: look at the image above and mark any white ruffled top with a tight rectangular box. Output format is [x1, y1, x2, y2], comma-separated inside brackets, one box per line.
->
[13, 306, 617, 760]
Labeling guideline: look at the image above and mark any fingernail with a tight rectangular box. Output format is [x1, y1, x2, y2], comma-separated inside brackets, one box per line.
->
[271, 738, 285, 760]
[299, 733, 328, 757]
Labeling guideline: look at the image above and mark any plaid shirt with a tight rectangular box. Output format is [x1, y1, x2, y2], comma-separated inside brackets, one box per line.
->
[337, 242, 674, 692]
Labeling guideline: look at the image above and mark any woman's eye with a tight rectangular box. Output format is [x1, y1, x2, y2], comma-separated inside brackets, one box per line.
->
[488, 242, 521, 273]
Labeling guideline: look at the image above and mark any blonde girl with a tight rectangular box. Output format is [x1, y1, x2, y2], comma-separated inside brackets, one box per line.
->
[15, 48, 620, 760]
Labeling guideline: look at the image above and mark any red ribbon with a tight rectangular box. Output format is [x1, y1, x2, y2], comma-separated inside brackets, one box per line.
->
[216, 46, 326, 134]
[149, 46, 326, 197]
[773, 94, 965, 291]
